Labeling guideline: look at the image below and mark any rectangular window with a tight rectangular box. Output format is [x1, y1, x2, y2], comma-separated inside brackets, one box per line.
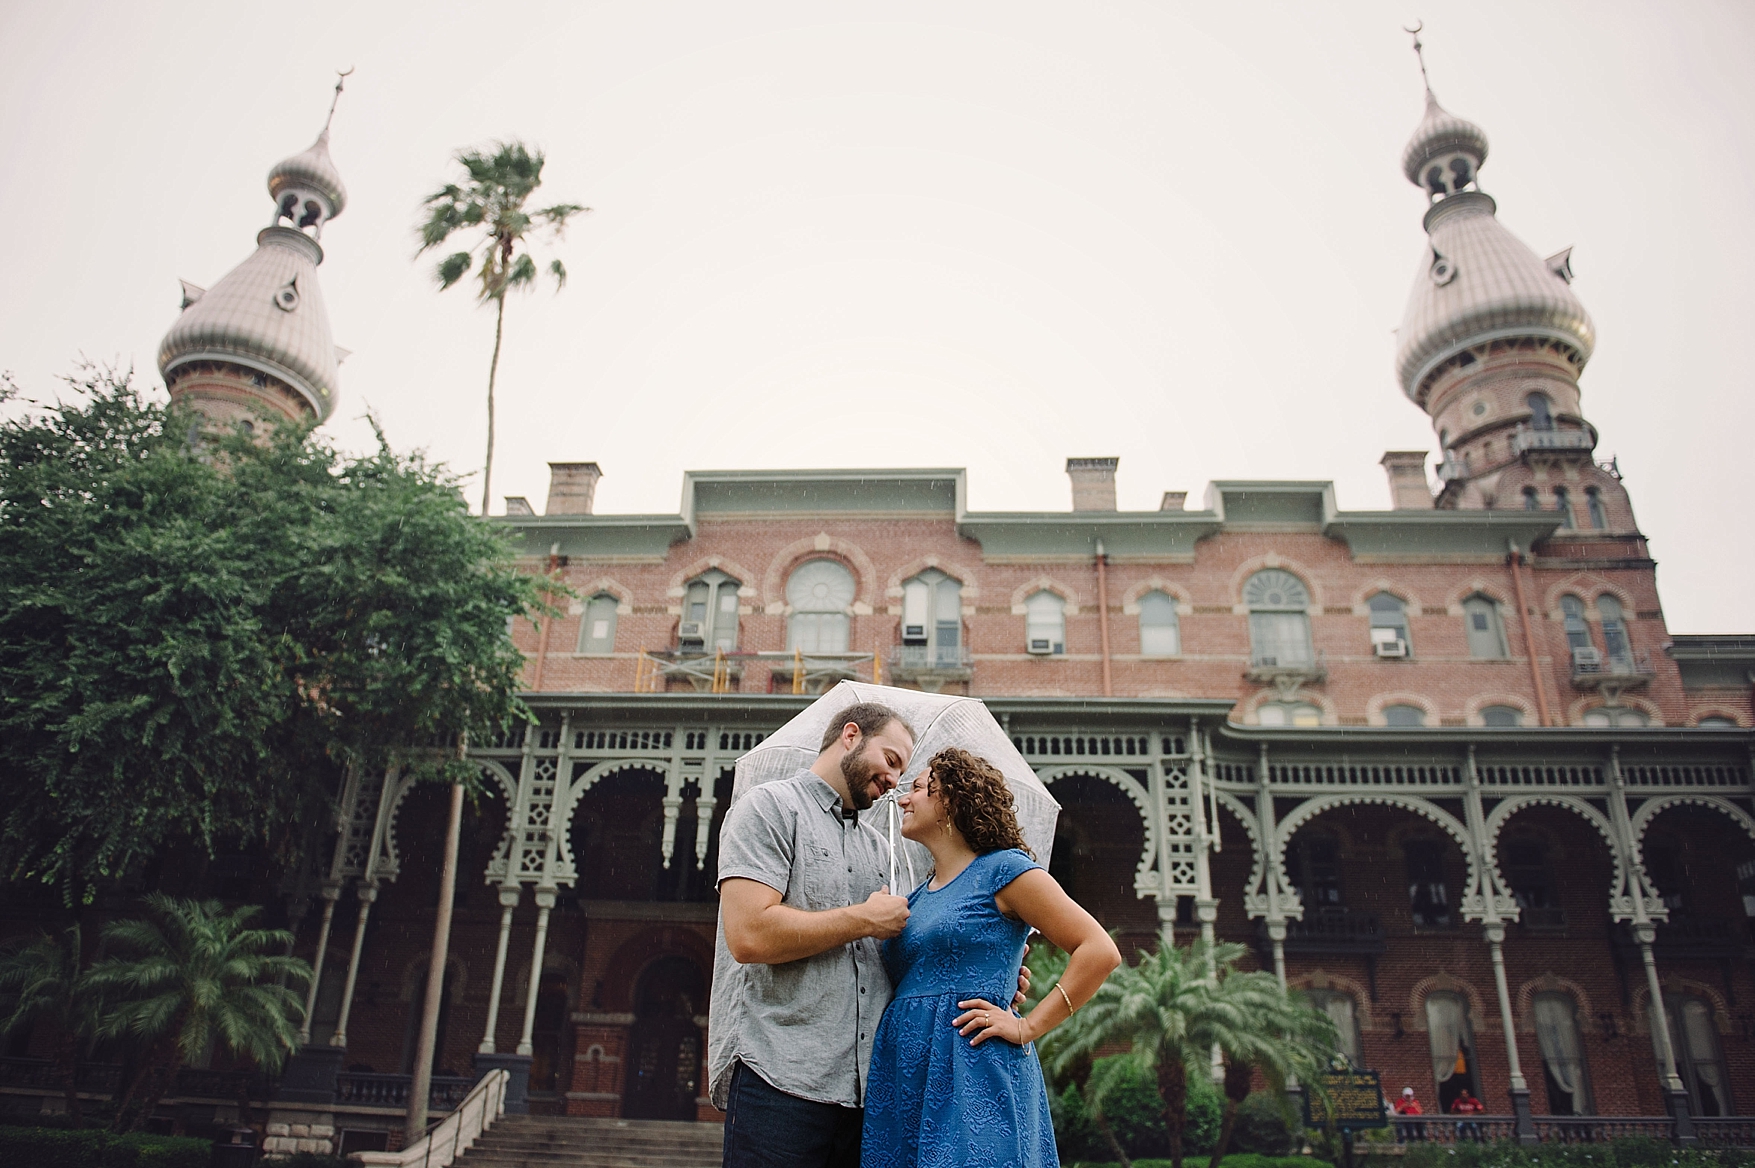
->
[579, 594, 618, 655]
[1463, 598, 1508, 659]
[1249, 611, 1313, 666]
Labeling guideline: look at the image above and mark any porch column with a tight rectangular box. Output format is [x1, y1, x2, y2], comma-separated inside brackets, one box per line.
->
[329, 880, 378, 1048]
[298, 882, 342, 1044]
[517, 887, 557, 1056]
[1253, 742, 1289, 988]
[1464, 746, 1537, 1143]
[479, 885, 521, 1054]
[1608, 746, 1694, 1145]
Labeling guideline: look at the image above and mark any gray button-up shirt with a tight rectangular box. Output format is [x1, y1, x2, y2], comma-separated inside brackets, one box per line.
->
[708, 770, 893, 1110]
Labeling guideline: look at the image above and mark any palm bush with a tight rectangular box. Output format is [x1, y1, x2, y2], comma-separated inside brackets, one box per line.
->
[0, 924, 95, 1122]
[83, 895, 309, 1130]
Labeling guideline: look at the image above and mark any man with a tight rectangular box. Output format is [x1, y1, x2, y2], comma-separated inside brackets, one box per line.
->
[709, 701, 917, 1168]
[1393, 1086, 1426, 1143]
[1449, 1086, 1485, 1142]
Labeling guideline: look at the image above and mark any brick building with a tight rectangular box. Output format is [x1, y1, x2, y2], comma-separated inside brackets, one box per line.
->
[8, 56, 1753, 1158]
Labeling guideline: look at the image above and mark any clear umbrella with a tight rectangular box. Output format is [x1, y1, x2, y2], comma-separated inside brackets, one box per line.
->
[732, 681, 1059, 890]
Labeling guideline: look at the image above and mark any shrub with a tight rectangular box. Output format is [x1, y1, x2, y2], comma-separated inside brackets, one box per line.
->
[1052, 1057, 1224, 1160]
[0, 1125, 210, 1168]
[1231, 1091, 1299, 1156]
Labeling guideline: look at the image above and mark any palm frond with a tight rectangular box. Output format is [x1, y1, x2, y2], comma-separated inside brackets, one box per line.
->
[437, 252, 472, 289]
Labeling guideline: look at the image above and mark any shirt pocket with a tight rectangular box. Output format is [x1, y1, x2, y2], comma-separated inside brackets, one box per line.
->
[801, 842, 840, 906]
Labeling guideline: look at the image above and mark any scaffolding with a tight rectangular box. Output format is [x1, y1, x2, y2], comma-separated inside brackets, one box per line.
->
[633, 647, 882, 694]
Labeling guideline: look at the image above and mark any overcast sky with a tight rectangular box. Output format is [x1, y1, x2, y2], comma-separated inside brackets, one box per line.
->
[2, 2, 1751, 633]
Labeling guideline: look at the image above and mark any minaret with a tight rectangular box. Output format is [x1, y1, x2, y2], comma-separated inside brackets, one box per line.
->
[1391, 39, 1629, 532]
[158, 75, 350, 429]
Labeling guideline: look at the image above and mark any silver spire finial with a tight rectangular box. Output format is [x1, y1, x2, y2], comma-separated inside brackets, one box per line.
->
[322, 67, 353, 138]
[1404, 21, 1432, 96]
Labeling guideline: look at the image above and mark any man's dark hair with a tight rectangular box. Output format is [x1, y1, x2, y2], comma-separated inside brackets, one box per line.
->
[818, 701, 913, 752]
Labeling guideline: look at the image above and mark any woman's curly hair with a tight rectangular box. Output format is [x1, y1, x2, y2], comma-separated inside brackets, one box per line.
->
[925, 747, 1032, 857]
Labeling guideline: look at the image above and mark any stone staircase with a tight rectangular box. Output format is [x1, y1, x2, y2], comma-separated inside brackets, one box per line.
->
[454, 1114, 723, 1167]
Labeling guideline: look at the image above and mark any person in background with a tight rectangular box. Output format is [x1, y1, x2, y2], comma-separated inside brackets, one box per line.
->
[1450, 1086, 1485, 1141]
[1394, 1086, 1426, 1143]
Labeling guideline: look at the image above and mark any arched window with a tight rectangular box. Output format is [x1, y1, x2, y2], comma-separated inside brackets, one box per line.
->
[1244, 570, 1313, 668]
[1665, 995, 1732, 1116]
[1287, 832, 1344, 911]
[1308, 989, 1365, 1069]
[786, 559, 855, 653]
[1586, 487, 1607, 529]
[901, 568, 963, 667]
[1463, 595, 1508, 659]
[1025, 591, 1065, 655]
[1503, 835, 1562, 928]
[578, 593, 620, 655]
[1367, 592, 1410, 656]
[1560, 596, 1594, 656]
[1697, 716, 1738, 729]
[1597, 595, 1632, 666]
[1554, 486, 1575, 529]
[1257, 702, 1321, 727]
[1424, 991, 1479, 1112]
[681, 569, 740, 653]
[1383, 703, 1426, 727]
[1523, 486, 1541, 511]
[1527, 392, 1555, 431]
[1480, 705, 1523, 727]
[1138, 590, 1180, 656]
[1533, 993, 1592, 1115]
[1406, 838, 1453, 928]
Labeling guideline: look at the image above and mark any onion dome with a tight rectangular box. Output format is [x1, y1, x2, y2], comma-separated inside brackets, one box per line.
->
[158, 226, 341, 420]
[268, 127, 347, 228]
[1401, 92, 1490, 196]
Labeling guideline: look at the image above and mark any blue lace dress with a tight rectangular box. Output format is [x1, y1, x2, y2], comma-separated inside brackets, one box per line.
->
[862, 848, 1059, 1168]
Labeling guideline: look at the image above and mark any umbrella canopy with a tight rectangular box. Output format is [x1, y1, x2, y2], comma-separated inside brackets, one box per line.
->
[732, 681, 1059, 889]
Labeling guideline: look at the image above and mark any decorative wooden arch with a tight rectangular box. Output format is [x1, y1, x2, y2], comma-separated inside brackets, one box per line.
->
[1035, 764, 1156, 898]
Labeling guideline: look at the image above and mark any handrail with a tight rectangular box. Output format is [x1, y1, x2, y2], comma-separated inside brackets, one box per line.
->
[352, 1068, 507, 1167]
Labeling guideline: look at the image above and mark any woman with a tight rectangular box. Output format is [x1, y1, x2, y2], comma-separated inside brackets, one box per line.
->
[863, 747, 1121, 1168]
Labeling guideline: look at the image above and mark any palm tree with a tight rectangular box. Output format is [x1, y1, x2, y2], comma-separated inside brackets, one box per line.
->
[83, 895, 309, 1131]
[1028, 942, 1135, 1166]
[1201, 969, 1337, 1167]
[1046, 940, 1227, 1168]
[416, 141, 588, 516]
[0, 924, 95, 1122]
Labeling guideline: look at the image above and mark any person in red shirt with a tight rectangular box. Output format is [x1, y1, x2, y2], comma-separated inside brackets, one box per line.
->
[1394, 1087, 1426, 1142]
[1450, 1087, 1485, 1141]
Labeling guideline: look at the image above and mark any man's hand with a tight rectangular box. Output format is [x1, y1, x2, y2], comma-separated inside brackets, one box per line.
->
[1011, 941, 1032, 1009]
[858, 886, 910, 940]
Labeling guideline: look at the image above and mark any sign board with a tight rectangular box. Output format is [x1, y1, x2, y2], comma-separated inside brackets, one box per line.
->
[1303, 1070, 1388, 1131]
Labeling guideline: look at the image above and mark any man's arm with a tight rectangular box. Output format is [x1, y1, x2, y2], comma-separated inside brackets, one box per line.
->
[721, 877, 909, 965]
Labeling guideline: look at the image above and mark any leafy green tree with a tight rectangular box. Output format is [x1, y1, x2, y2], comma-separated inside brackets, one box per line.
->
[84, 895, 309, 1131]
[1202, 970, 1336, 1167]
[0, 924, 95, 1122]
[416, 140, 587, 515]
[0, 368, 551, 899]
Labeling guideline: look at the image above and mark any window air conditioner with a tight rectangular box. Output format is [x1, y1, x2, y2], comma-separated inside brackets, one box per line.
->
[678, 621, 704, 640]
[1027, 639, 1054, 655]
[1374, 639, 1409, 658]
[902, 624, 927, 644]
[1572, 646, 1602, 667]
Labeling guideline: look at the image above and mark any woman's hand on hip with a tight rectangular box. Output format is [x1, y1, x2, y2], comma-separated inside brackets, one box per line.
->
[954, 998, 1033, 1047]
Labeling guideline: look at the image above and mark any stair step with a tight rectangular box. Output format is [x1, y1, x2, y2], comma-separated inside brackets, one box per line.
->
[455, 1114, 723, 1168]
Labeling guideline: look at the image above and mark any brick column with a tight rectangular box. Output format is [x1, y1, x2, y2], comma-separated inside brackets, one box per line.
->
[566, 1013, 632, 1117]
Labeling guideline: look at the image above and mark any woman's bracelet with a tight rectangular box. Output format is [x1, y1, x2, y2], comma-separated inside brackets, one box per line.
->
[1054, 983, 1078, 1015]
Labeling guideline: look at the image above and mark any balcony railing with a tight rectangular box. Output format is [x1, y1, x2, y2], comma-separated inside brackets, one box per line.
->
[1511, 424, 1596, 456]
[1569, 651, 1655, 689]
[1533, 1117, 1679, 1144]
[888, 644, 975, 680]
[336, 1070, 476, 1112]
[1389, 1115, 1519, 1144]
[1276, 910, 1386, 954]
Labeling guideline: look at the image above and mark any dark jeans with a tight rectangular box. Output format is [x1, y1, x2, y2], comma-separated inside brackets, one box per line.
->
[722, 1060, 863, 1168]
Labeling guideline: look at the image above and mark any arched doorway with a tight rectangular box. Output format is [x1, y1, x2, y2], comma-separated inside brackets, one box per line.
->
[622, 955, 705, 1120]
[528, 968, 573, 1094]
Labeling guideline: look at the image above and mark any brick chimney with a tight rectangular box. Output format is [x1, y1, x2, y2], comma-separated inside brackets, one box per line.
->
[1380, 451, 1433, 510]
[504, 496, 535, 516]
[545, 462, 602, 515]
[1066, 457, 1119, 511]
[1159, 491, 1187, 512]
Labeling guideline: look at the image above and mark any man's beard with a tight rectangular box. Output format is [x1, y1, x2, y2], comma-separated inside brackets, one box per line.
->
[840, 747, 881, 811]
